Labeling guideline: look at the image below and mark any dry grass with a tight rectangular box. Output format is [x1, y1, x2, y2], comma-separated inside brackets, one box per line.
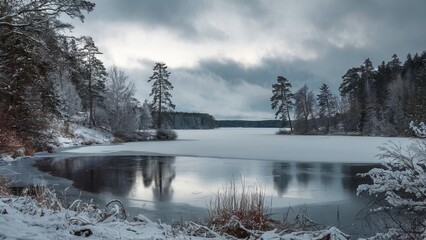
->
[0, 174, 11, 196]
[207, 179, 274, 238]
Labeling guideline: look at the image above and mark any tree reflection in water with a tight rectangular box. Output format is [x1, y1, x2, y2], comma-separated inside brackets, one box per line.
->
[140, 156, 176, 202]
[34, 156, 176, 202]
[272, 162, 292, 196]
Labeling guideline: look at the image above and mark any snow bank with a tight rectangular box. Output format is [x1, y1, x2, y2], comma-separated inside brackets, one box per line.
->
[0, 195, 350, 240]
[0, 196, 188, 240]
[0, 155, 14, 162]
[49, 119, 113, 148]
[63, 128, 411, 163]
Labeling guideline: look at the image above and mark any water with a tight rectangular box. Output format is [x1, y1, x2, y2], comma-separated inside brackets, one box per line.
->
[25, 155, 377, 237]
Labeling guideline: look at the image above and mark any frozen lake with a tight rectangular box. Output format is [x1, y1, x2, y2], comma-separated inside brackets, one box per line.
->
[4, 128, 410, 237]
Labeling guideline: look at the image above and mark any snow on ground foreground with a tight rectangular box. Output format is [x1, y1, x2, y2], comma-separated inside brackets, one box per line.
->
[0, 195, 349, 240]
[64, 128, 411, 163]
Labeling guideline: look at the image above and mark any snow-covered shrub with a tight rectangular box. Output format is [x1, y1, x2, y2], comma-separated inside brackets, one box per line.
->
[357, 122, 426, 239]
[155, 129, 177, 141]
[410, 121, 426, 138]
[276, 128, 292, 135]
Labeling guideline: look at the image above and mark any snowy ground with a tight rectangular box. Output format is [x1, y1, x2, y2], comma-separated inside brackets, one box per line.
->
[52, 121, 113, 148]
[63, 128, 411, 163]
[0, 195, 349, 240]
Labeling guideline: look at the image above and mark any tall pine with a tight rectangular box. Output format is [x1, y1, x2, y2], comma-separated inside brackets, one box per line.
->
[271, 76, 294, 132]
[148, 62, 175, 129]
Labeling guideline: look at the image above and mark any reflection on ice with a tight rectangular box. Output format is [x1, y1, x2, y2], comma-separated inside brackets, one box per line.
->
[34, 156, 375, 209]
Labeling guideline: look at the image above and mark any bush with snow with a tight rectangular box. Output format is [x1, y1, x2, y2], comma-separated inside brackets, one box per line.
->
[357, 122, 426, 239]
[155, 129, 178, 141]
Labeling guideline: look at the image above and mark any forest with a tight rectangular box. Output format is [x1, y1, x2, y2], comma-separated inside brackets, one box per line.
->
[272, 53, 426, 136]
[0, 1, 179, 156]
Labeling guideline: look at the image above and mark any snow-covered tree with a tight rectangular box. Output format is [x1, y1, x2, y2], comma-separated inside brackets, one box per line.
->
[148, 62, 175, 129]
[357, 122, 426, 239]
[271, 76, 294, 132]
[0, 0, 94, 152]
[140, 100, 153, 131]
[80, 36, 107, 127]
[104, 66, 139, 136]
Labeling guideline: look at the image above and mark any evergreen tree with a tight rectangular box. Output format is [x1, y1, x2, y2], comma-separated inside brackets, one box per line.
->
[317, 83, 337, 132]
[339, 67, 362, 131]
[81, 36, 107, 127]
[270, 76, 293, 132]
[148, 62, 175, 129]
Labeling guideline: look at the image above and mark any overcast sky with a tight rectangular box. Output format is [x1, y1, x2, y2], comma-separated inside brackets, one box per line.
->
[68, 0, 426, 120]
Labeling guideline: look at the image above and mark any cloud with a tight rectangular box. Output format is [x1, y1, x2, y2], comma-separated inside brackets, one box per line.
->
[69, 0, 426, 119]
[172, 70, 273, 120]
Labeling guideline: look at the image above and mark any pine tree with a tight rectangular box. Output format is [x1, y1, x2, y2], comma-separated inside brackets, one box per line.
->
[317, 83, 337, 132]
[81, 37, 107, 127]
[148, 62, 175, 129]
[270, 76, 293, 132]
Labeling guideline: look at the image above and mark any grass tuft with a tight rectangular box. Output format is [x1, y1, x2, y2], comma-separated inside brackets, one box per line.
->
[207, 179, 274, 238]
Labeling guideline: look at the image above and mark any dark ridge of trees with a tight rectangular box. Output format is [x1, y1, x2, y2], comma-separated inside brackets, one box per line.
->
[217, 120, 285, 128]
[170, 112, 217, 129]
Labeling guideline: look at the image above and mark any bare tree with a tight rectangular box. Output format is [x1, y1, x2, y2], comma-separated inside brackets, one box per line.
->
[104, 66, 139, 136]
[294, 84, 317, 134]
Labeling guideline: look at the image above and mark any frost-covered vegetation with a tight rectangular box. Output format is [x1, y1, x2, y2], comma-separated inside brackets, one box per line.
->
[0, 178, 350, 239]
[0, 0, 180, 157]
[357, 122, 426, 239]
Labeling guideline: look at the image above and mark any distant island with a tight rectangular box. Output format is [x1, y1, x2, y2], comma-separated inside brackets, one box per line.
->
[170, 112, 287, 129]
[216, 120, 284, 128]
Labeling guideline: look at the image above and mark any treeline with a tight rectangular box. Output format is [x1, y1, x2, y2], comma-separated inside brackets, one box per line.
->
[0, 1, 177, 156]
[170, 112, 216, 129]
[271, 52, 426, 136]
[217, 120, 282, 128]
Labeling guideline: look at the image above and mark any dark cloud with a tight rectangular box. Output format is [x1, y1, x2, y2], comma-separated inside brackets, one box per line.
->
[79, 0, 426, 119]
[87, 0, 217, 41]
[178, 57, 327, 90]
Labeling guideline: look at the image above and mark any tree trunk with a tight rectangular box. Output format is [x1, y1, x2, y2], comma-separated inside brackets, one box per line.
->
[157, 80, 162, 129]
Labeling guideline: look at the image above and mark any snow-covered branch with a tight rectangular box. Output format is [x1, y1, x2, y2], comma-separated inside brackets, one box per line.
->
[357, 122, 426, 238]
[410, 121, 426, 138]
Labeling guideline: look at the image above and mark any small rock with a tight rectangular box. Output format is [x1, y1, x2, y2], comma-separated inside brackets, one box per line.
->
[1, 209, 7, 214]
[73, 228, 93, 237]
